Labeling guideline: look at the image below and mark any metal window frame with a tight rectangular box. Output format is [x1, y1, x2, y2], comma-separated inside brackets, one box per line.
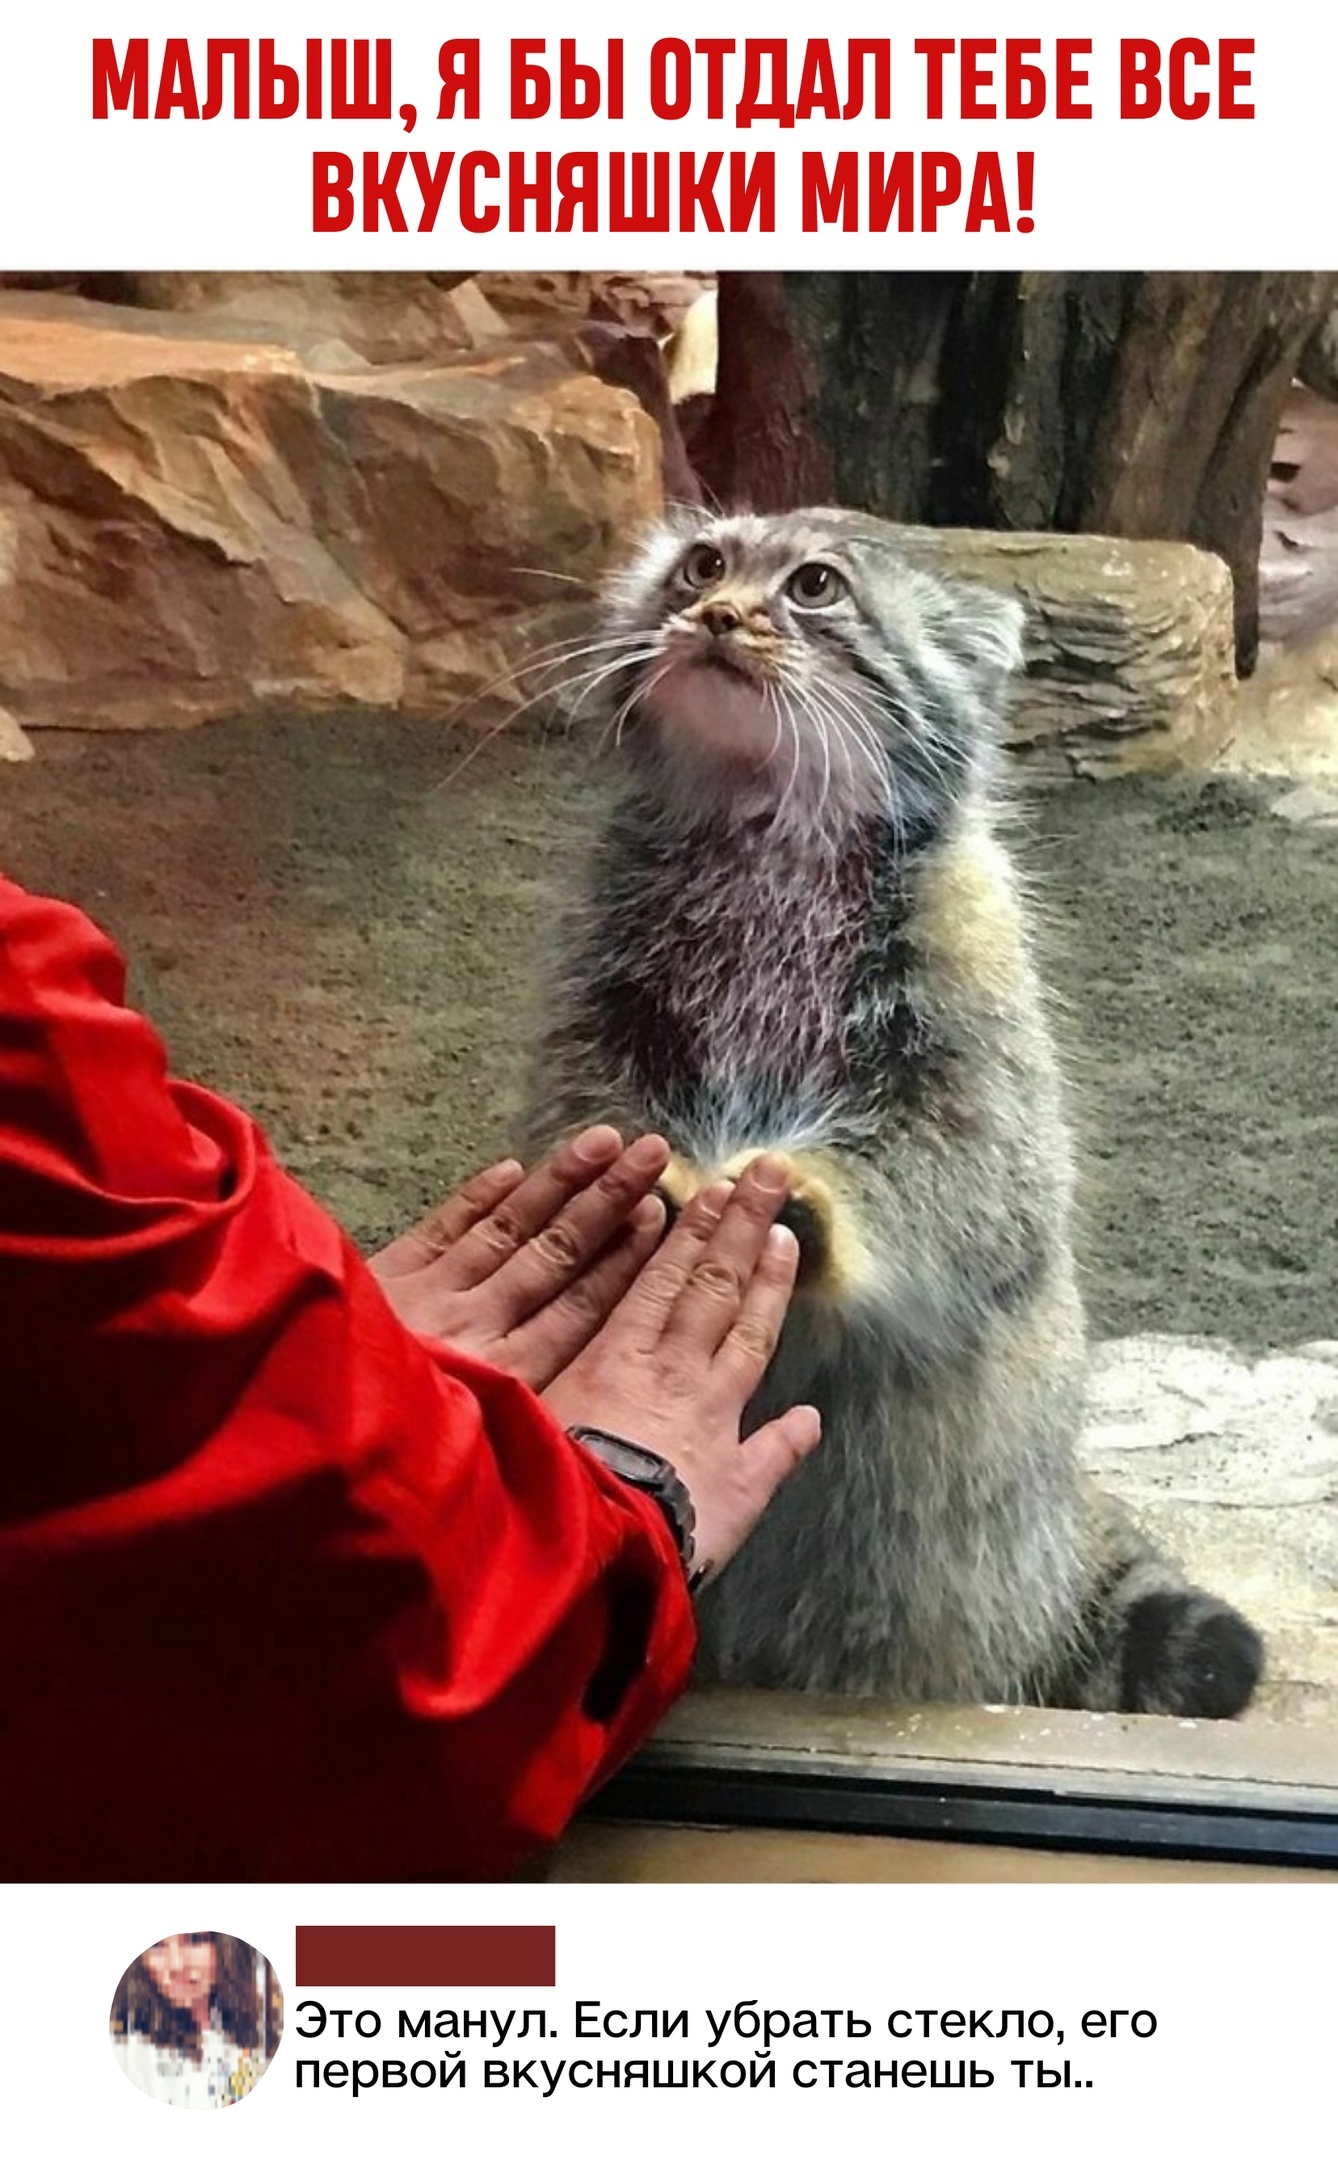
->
[587, 1691, 1338, 1871]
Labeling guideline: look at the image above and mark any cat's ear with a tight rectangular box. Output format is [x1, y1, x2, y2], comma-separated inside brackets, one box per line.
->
[935, 582, 1027, 694]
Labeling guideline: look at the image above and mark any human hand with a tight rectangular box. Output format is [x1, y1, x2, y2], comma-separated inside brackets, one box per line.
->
[368, 1126, 670, 1390]
[542, 1156, 822, 1581]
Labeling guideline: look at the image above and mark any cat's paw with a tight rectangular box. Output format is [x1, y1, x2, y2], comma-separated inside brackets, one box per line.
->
[1119, 1591, 1263, 1719]
[654, 1151, 705, 1230]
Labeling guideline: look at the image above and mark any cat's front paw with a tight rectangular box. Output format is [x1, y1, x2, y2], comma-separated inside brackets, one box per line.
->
[654, 1151, 705, 1230]
[1119, 1591, 1263, 1719]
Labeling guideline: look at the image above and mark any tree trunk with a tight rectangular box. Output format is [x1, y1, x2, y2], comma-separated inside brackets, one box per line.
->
[693, 271, 1338, 670]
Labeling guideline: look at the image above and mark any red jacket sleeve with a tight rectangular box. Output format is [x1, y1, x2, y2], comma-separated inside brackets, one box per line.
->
[0, 877, 696, 1880]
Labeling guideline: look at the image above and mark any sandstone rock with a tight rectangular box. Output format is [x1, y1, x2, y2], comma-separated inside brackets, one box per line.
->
[567, 320, 702, 507]
[0, 294, 662, 732]
[0, 706, 34, 760]
[0, 295, 1244, 769]
[110, 271, 506, 369]
[886, 526, 1238, 778]
[664, 288, 718, 404]
[476, 272, 711, 340]
[1299, 308, 1338, 400]
[477, 274, 716, 499]
[1259, 382, 1338, 646]
[1222, 624, 1338, 781]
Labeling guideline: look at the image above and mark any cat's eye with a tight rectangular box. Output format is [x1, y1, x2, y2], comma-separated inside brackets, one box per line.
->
[681, 542, 726, 590]
[786, 561, 848, 609]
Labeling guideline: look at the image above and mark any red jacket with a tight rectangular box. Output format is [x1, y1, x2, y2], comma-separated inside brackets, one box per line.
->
[0, 878, 695, 1879]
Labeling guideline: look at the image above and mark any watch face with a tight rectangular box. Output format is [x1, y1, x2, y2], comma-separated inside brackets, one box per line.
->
[569, 1427, 664, 1487]
[568, 1428, 696, 1565]
[607, 1439, 669, 1489]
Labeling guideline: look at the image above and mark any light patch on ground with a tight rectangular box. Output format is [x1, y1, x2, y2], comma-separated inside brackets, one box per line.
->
[1085, 1334, 1338, 1724]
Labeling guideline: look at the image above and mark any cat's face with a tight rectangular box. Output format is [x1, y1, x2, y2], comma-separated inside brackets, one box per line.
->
[599, 507, 1024, 841]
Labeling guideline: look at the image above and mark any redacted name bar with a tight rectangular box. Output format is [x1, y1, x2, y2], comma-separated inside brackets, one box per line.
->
[295, 1926, 556, 1987]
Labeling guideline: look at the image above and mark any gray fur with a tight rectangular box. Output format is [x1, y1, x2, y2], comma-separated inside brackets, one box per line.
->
[523, 507, 1263, 1716]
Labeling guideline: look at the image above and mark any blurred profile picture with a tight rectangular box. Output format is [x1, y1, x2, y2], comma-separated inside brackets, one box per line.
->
[110, 1932, 283, 2108]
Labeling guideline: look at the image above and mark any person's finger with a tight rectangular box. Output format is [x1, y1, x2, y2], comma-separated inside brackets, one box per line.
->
[689, 1403, 822, 1580]
[440, 1125, 629, 1290]
[484, 1132, 671, 1315]
[499, 1193, 667, 1389]
[711, 1221, 802, 1394]
[601, 1179, 734, 1350]
[659, 1154, 791, 1356]
[368, 1157, 525, 1280]
[736, 1404, 823, 1499]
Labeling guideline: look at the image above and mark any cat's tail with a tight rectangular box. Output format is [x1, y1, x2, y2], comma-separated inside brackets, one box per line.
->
[1052, 1486, 1264, 1719]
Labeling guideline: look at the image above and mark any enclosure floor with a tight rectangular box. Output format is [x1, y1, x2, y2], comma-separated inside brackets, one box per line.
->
[4, 716, 1335, 1739]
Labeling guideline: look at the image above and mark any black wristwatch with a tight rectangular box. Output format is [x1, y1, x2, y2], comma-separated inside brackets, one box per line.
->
[567, 1426, 711, 1594]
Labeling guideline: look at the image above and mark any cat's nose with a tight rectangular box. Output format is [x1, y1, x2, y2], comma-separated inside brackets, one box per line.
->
[700, 601, 741, 637]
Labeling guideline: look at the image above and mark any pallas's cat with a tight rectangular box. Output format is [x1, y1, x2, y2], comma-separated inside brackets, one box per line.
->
[524, 507, 1262, 1716]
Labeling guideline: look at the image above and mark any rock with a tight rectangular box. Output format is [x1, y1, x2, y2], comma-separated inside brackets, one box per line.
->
[885, 527, 1238, 778]
[664, 288, 718, 404]
[0, 296, 1247, 770]
[1268, 781, 1338, 828]
[109, 271, 507, 368]
[1259, 382, 1338, 646]
[1299, 309, 1338, 400]
[476, 272, 712, 340]
[0, 706, 34, 760]
[0, 294, 662, 732]
[1222, 624, 1338, 781]
[568, 320, 702, 507]
[1084, 1334, 1338, 1722]
[477, 275, 717, 497]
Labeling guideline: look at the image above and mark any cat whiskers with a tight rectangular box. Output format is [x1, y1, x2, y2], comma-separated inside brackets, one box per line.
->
[817, 674, 935, 847]
[857, 676, 962, 798]
[760, 679, 785, 771]
[814, 681, 835, 824]
[798, 673, 904, 840]
[553, 643, 665, 721]
[600, 651, 678, 757]
[507, 563, 598, 593]
[440, 624, 618, 723]
[767, 678, 807, 834]
[795, 673, 860, 816]
[515, 632, 663, 714]
[429, 631, 660, 794]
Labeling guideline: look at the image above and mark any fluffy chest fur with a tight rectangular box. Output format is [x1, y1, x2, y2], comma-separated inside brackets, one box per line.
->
[588, 819, 876, 1135]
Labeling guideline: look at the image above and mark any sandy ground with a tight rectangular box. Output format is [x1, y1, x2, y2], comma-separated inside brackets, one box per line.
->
[4, 716, 1336, 1735]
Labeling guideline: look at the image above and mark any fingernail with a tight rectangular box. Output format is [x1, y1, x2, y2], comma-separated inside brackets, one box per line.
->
[694, 1179, 732, 1221]
[766, 1223, 798, 1257]
[627, 1133, 669, 1169]
[749, 1153, 790, 1196]
[632, 1194, 666, 1230]
[573, 1126, 621, 1163]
